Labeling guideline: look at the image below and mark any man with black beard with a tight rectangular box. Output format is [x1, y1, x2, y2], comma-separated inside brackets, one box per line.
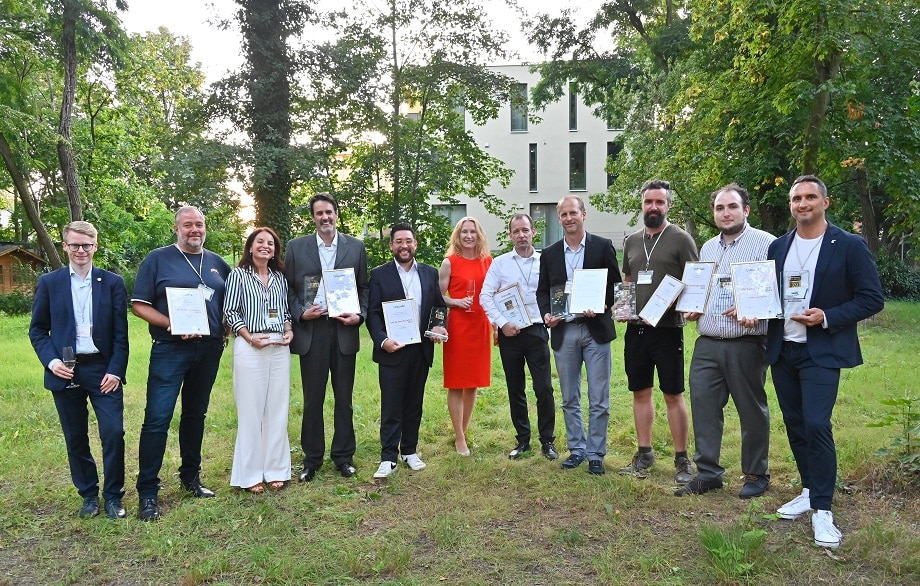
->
[617, 180, 699, 484]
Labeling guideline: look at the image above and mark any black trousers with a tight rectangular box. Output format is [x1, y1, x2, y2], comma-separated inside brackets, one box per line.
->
[378, 345, 429, 462]
[497, 326, 556, 445]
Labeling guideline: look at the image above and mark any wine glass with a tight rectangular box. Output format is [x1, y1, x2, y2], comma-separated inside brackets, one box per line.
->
[62, 346, 78, 388]
[465, 279, 476, 312]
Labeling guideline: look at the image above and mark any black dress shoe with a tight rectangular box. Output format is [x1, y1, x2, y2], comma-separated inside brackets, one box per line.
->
[79, 496, 99, 518]
[738, 474, 770, 499]
[674, 476, 723, 496]
[182, 478, 216, 498]
[138, 497, 160, 522]
[588, 460, 606, 475]
[104, 498, 127, 519]
[336, 461, 357, 478]
[561, 453, 585, 469]
[298, 466, 319, 482]
[508, 443, 531, 460]
[541, 442, 559, 461]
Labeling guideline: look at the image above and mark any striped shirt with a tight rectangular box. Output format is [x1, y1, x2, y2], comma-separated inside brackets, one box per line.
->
[696, 224, 775, 338]
[224, 266, 292, 335]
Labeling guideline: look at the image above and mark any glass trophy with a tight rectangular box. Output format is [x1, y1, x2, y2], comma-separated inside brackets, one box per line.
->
[612, 282, 638, 321]
[549, 285, 569, 318]
[303, 275, 321, 305]
[424, 306, 448, 341]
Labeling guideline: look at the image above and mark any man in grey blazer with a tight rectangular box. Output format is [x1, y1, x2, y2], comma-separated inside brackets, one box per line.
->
[285, 193, 370, 481]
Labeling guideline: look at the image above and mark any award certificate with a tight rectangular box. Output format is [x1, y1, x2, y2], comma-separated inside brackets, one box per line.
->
[569, 269, 608, 314]
[675, 262, 716, 313]
[731, 261, 783, 319]
[323, 268, 360, 317]
[382, 299, 421, 345]
[165, 287, 209, 335]
[638, 274, 684, 327]
[494, 284, 532, 329]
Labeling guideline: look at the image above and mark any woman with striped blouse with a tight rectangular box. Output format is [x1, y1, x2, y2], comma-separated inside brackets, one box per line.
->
[223, 227, 294, 493]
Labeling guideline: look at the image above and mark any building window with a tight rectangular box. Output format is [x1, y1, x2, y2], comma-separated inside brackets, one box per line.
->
[529, 143, 538, 192]
[607, 139, 624, 187]
[511, 83, 528, 132]
[569, 83, 578, 131]
[433, 204, 467, 228]
[530, 203, 563, 249]
[569, 142, 586, 191]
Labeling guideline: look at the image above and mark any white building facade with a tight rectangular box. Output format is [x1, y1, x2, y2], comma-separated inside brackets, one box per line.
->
[436, 64, 634, 251]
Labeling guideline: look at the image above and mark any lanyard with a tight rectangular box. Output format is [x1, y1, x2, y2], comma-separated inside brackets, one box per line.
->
[176, 244, 205, 285]
[513, 254, 536, 288]
[642, 224, 670, 271]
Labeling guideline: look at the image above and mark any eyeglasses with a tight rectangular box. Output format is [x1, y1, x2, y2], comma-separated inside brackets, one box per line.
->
[64, 243, 96, 252]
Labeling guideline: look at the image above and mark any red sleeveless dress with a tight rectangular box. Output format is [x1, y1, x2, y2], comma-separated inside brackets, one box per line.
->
[443, 255, 492, 388]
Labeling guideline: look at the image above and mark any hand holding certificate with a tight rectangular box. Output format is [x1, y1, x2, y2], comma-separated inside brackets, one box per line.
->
[731, 261, 782, 320]
[638, 274, 684, 327]
[382, 299, 421, 345]
[569, 269, 608, 315]
[675, 262, 715, 313]
[165, 287, 209, 336]
[493, 284, 532, 329]
[323, 268, 360, 317]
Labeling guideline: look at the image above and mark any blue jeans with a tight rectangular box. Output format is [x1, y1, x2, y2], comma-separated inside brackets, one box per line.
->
[136, 339, 223, 498]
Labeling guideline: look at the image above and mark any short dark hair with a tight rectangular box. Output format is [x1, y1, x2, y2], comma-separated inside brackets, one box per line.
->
[390, 222, 416, 241]
[508, 213, 534, 231]
[309, 193, 339, 215]
[238, 227, 284, 272]
[789, 175, 827, 198]
[640, 179, 672, 203]
[710, 183, 750, 209]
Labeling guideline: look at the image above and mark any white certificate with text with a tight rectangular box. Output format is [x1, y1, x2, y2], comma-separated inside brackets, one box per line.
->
[731, 261, 783, 319]
[638, 274, 685, 327]
[569, 269, 608, 315]
[165, 287, 209, 336]
[323, 268, 361, 317]
[382, 299, 421, 345]
[676, 262, 716, 313]
[493, 284, 532, 329]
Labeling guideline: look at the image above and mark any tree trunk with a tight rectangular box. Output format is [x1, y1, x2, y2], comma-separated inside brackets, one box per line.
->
[58, 0, 82, 221]
[800, 14, 841, 175]
[0, 133, 64, 269]
[855, 166, 879, 255]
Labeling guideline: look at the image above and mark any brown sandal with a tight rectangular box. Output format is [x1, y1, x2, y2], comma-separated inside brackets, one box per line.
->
[245, 483, 264, 494]
[267, 481, 285, 491]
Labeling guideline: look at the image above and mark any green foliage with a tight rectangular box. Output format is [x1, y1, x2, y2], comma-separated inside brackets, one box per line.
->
[875, 253, 920, 301]
[0, 290, 34, 316]
[868, 396, 920, 482]
[698, 502, 768, 582]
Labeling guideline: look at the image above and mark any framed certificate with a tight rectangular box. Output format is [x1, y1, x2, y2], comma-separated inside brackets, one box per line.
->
[638, 274, 684, 327]
[569, 268, 608, 314]
[493, 284, 532, 329]
[730, 261, 783, 319]
[676, 262, 716, 313]
[323, 268, 360, 317]
[165, 287, 209, 335]
[382, 299, 420, 345]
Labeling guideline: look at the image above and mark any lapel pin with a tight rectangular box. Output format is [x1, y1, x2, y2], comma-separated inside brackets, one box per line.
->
[831, 240, 836, 243]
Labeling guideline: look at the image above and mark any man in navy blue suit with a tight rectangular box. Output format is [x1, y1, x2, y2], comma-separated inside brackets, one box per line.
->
[366, 223, 446, 479]
[760, 175, 883, 548]
[29, 221, 129, 520]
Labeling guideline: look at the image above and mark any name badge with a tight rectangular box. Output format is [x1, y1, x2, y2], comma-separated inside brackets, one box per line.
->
[267, 308, 281, 324]
[783, 271, 809, 316]
[77, 324, 92, 338]
[564, 280, 573, 295]
[716, 275, 732, 297]
[637, 270, 654, 285]
[199, 283, 215, 302]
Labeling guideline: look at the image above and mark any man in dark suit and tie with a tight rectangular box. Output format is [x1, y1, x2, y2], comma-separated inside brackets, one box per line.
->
[29, 221, 129, 519]
[285, 193, 370, 481]
[759, 174, 883, 548]
[366, 223, 447, 479]
[536, 195, 622, 475]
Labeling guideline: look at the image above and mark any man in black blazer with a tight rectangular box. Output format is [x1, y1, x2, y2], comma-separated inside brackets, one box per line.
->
[760, 175, 883, 548]
[536, 196, 621, 475]
[285, 193, 370, 481]
[29, 221, 129, 520]
[366, 223, 447, 479]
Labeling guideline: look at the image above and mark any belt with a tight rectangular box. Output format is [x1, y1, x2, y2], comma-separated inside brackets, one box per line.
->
[76, 353, 105, 364]
[703, 335, 766, 343]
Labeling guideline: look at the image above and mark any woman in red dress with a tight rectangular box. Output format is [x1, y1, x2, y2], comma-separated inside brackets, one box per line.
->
[438, 217, 492, 456]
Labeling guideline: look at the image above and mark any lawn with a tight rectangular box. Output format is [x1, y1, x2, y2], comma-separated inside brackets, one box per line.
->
[0, 303, 918, 584]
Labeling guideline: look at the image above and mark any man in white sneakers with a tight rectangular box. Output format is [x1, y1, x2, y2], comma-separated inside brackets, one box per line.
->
[366, 223, 447, 479]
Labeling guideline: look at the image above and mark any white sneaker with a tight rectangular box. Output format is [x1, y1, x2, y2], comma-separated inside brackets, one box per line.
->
[777, 489, 812, 519]
[812, 510, 842, 548]
[400, 453, 427, 471]
[373, 461, 397, 479]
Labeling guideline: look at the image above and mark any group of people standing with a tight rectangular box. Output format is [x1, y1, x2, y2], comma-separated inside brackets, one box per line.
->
[30, 175, 882, 551]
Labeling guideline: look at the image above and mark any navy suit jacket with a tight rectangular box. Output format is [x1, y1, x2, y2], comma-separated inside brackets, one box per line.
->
[366, 260, 445, 368]
[29, 266, 129, 391]
[765, 223, 884, 368]
[536, 232, 622, 351]
[284, 232, 370, 356]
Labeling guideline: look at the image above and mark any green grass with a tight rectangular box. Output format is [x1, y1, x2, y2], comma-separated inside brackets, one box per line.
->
[1, 303, 919, 584]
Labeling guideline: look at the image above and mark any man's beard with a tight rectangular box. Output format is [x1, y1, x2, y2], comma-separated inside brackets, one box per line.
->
[721, 222, 744, 236]
[644, 211, 664, 229]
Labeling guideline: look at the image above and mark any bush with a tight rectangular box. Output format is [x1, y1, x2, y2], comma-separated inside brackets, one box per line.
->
[0, 290, 34, 316]
[876, 252, 920, 300]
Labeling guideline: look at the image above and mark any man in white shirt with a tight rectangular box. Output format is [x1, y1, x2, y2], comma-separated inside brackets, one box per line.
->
[480, 214, 558, 460]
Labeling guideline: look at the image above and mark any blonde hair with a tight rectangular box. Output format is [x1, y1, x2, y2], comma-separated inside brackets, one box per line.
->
[445, 216, 489, 258]
[62, 221, 98, 241]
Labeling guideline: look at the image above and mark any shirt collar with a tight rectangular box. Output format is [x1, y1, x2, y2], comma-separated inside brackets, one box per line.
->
[564, 233, 587, 253]
[315, 232, 339, 248]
